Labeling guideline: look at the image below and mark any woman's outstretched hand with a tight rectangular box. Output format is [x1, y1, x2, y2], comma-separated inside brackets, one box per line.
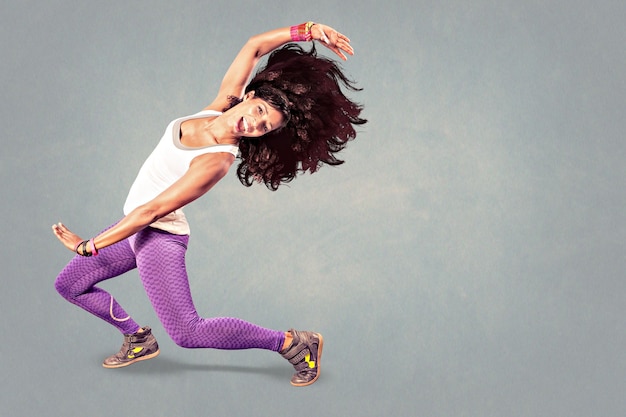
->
[311, 23, 354, 61]
[52, 222, 83, 253]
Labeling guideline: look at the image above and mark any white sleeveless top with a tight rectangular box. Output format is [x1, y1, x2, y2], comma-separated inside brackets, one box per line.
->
[123, 110, 239, 235]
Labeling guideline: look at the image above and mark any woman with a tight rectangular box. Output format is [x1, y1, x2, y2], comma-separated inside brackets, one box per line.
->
[52, 22, 366, 387]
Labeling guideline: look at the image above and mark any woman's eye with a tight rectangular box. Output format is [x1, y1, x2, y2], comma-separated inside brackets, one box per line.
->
[258, 106, 263, 114]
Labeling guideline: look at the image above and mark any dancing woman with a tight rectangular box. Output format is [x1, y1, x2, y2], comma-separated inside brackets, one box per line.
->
[52, 21, 365, 387]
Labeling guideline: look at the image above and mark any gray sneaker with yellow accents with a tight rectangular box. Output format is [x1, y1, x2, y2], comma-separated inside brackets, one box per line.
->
[102, 326, 160, 369]
[280, 329, 323, 387]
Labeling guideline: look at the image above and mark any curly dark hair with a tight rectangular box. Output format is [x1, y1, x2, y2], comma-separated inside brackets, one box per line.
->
[228, 43, 366, 190]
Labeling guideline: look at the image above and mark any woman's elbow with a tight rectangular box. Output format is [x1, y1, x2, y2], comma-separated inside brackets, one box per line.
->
[243, 36, 264, 58]
[130, 205, 162, 226]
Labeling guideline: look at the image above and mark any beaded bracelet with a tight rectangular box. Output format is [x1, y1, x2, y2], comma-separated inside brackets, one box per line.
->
[290, 21, 314, 42]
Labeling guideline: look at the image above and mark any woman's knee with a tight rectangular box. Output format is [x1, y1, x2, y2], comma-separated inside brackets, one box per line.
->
[54, 265, 93, 301]
[171, 336, 195, 349]
[165, 322, 201, 348]
[54, 271, 73, 299]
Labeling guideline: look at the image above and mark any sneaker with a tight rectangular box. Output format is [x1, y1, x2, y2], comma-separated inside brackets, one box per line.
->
[279, 329, 323, 387]
[102, 326, 160, 369]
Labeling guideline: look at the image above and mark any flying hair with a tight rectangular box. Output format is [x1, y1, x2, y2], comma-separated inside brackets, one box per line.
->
[231, 43, 367, 190]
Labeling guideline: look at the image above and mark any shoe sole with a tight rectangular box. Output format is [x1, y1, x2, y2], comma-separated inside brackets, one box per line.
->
[290, 333, 323, 387]
[102, 349, 161, 369]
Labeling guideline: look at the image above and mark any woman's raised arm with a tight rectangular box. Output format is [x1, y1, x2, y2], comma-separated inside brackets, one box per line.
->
[206, 23, 354, 111]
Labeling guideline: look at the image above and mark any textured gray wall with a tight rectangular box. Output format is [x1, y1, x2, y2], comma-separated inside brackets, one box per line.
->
[2, 1, 625, 416]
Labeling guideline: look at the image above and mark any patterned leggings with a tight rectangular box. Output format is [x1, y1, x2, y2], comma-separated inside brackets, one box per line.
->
[55, 224, 284, 351]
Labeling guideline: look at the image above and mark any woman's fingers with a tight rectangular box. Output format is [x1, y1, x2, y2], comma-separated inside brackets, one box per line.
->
[312, 24, 354, 60]
[52, 222, 82, 252]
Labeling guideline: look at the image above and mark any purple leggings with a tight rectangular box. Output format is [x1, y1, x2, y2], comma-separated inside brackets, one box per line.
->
[55, 224, 284, 351]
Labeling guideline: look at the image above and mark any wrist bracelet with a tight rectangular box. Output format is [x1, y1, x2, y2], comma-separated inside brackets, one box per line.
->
[290, 21, 314, 42]
[89, 238, 99, 256]
[81, 240, 92, 257]
[75, 240, 92, 257]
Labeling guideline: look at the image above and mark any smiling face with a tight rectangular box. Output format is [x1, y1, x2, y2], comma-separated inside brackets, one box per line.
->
[231, 92, 287, 138]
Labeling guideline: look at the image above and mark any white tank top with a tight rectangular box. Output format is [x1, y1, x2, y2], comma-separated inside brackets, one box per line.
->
[123, 110, 239, 235]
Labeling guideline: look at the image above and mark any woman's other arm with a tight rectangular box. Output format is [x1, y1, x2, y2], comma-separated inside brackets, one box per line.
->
[52, 152, 234, 254]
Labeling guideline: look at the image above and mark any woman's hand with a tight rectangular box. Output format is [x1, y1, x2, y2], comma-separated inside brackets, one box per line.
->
[310, 23, 354, 61]
[52, 222, 83, 253]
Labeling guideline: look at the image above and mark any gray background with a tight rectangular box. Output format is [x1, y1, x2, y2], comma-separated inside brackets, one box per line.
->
[2, 1, 625, 416]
